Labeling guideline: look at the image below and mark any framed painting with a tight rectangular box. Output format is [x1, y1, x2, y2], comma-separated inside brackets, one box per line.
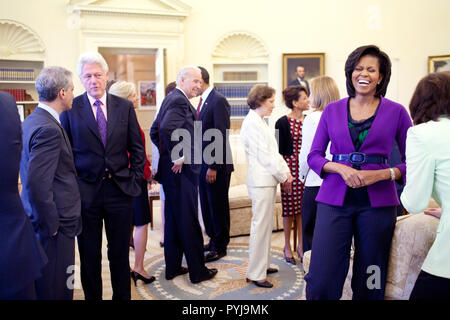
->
[282, 53, 325, 91]
[139, 80, 157, 108]
[428, 55, 450, 73]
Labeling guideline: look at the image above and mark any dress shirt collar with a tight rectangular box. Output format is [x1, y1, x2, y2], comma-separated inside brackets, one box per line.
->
[87, 92, 107, 107]
[38, 102, 60, 124]
[175, 87, 189, 100]
[201, 85, 213, 101]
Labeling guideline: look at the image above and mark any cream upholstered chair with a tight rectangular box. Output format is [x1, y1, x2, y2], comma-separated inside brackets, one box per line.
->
[302, 200, 440, 300]
[227, 134, 283, 237]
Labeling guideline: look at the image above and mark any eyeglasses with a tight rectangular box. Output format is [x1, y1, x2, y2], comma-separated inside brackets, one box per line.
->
[82, 73, 104, 81]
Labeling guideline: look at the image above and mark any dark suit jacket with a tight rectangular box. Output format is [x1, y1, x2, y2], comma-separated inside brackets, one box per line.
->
[0, 92, 47, 298]
[20, 107, 82, 238]
[150, 88, 201, 186]
[60, 93, 145, 204]
[289, 78, 310, 94]
[198, 88, 234, 173]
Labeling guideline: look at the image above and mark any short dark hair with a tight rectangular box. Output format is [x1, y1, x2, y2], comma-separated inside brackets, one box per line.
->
[409, 72, 450, 125]
[282, 85, 308, 109]
[198, 66, 209, 84]
[344, 45, 391, 97]
[247, 84, 275, 110]
[35, 66, 72, 102]
[165, 81, 176, 96]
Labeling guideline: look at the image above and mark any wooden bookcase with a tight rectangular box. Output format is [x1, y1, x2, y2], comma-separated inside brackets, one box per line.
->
[0, 59, 44, 121]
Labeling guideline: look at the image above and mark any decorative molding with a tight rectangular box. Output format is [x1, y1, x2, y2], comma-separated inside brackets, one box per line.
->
[212, 31, 269, 62]
[0, 20, 45, 60]
[67, 0, 190, 19]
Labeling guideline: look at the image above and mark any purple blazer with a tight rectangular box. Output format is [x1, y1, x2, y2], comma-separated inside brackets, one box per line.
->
[307, 97, 412, 207]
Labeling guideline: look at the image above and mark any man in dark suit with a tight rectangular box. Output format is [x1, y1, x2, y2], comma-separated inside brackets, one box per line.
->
[0, 91, 47, 300]
[150, 66, 217, 284]
[60, 52, 145, 300]
[196, 67, 234, 262]
[289, 65, 310, 94]
[20, 66, 81, 300]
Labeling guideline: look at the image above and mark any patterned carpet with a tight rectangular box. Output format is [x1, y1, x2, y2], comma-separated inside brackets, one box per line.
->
[135, 244, 304, 300]
[73, 200, 304, 300]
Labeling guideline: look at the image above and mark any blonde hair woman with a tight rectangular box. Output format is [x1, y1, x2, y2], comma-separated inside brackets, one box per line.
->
[109, 81, 155, 285]
[298, 76, 340, 254]
[240, 84, 293, 288]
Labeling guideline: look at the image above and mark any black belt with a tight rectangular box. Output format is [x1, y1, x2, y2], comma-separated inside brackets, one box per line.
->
[332, 152, 388, 166]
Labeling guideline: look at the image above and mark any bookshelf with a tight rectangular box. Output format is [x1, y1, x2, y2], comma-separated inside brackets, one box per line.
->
[0, 59, 44, 120]
[213, 63, 268, 129]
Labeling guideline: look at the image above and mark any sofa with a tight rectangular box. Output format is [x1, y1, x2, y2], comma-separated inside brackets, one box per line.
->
[301, 201, 440, 300]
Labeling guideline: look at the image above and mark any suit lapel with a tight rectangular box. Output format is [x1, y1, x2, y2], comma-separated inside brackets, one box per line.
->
[79, 93, 103, 144]
[106, 93, 119, 147]
[36, 108, 74, 161]
[342, 97, 356, 152]
[199, 89, 214, 119]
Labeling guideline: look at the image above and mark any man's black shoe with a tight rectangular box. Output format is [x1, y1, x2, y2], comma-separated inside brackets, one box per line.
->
[165, 266, 189, 280]
[203, 243, 211, 252]
[191, 268, 218, 284]
[205, 250, 226, 263]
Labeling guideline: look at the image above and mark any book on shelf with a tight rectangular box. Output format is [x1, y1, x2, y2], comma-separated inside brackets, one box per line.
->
[229, 100, 250, 117]
[223, 71, 257, 81]
[215, 83, 258, 99]
[0, 89, 25, 101]
[0, 68, 35, 81]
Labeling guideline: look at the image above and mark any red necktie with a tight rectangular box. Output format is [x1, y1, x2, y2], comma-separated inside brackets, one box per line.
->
[196, 97, 203, 119]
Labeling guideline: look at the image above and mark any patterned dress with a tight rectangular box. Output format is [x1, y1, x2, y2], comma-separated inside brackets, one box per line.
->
[281, 117, 305, 217]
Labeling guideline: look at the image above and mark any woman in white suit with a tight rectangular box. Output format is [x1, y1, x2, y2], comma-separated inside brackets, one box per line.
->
[401, 71, 450, 300]
[240, 84, 293, 288]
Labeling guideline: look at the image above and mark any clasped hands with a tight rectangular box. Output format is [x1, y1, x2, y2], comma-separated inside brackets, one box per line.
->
[339, 165, 382, 189]
[281, 173, 294, 193]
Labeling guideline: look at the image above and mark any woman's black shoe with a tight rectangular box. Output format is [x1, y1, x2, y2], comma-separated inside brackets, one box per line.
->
[246, 278, 273, 288]
[131, 271, 155, 285]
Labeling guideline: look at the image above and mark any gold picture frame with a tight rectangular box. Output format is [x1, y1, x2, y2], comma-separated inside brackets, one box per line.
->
[282, 53, 325, 90]
[428, 55, 450, 73]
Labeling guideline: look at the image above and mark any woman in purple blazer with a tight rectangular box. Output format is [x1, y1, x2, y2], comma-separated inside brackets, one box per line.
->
[304, 45, 412, 300]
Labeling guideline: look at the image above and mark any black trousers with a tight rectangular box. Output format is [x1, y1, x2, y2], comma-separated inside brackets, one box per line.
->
[163, 173, 208, 283]
[305, 188, 397, 300]
[409, 270, 450, 300]
[35, 232, 75, 300]
[301, 186, 320, 253]
[77, 179, 133, 300]
[198, 168, 231, 252]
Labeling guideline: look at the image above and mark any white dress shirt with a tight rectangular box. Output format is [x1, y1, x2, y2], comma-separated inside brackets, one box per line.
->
[400, 117, 450, 278]
[298, 110, 331, 186]
[87, 93, 107, 120]
[38, 102, 60, 124]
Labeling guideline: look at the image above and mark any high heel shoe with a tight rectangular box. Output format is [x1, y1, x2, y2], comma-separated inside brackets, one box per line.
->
[131, 271, 155, 285]
[297, 249, 303, 264]
[284, 248, 296, 265]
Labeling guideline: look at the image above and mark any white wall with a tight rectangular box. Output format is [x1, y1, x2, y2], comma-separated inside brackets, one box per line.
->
[182, 0, 450, 123]
[2, 0, 450, 120]
[1, 0, 81, 92]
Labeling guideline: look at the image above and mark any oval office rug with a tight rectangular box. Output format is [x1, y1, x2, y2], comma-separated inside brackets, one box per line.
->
[135, 244, 305, 300]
